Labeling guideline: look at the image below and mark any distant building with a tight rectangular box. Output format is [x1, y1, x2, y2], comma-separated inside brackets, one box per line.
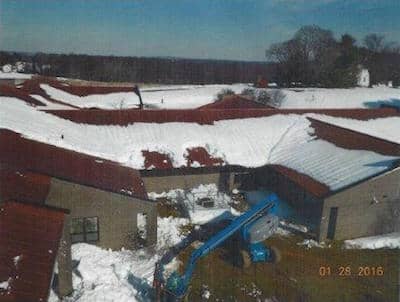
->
[357, 67, 370, 87]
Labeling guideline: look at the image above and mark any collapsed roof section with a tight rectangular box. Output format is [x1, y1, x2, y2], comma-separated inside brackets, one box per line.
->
[1, 84, 399, 199]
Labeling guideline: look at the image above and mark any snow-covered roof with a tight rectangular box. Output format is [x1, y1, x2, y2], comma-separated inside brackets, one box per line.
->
[308, 114, 400, 144]
[1, 96, 399, 197]
[0, 129, 148, 199]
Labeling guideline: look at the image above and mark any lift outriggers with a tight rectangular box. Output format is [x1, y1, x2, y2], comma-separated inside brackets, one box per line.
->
[154, 193, 281, 301]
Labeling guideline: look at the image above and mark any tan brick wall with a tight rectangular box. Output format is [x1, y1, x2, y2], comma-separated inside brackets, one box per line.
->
[142, 172, 222, 193]
[46, 178, 157, 250]
[319, 167, 400, 241]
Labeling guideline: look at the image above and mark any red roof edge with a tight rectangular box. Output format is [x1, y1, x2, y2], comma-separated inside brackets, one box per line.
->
[0, 129, 148, 199]
[269, 164, 331, 198]
[308, 117, 400, 156]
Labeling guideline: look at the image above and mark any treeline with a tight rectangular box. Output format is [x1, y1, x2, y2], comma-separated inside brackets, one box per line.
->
[267, 25, 400, 87]
[0, 51, 275, 85]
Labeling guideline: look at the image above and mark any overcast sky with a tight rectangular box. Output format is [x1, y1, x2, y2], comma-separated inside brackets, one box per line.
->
[1, 0, 399, 61]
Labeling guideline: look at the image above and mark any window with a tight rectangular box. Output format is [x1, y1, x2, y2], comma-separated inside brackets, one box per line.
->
[70, 217, 99, 243]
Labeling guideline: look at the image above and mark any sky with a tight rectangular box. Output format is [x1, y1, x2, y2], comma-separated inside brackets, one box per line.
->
[0, 0, 399, 61]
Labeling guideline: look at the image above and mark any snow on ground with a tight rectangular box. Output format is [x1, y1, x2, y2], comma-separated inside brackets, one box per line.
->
[56, 216, 188, 302]
[344, 232, 400, 249]
[297, 239, 327, 249]
[0, 98, 398, 192]
[0, 278, 10, 290]
[276, 87, 400, 109]
[310, 114, 400, 144]
[157, 216, 189, 250]
[0, 71, 32, 80]
[149, 184, 236, 224]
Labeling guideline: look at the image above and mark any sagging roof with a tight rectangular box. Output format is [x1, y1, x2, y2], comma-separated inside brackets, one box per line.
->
[44, 107, 400, 126]
[0, 85, 45, 106]
[0, 129, 147, 199]
[0, 201, 67, 302]
[21, 76, 134, 97]
[135, 115, 399, 198]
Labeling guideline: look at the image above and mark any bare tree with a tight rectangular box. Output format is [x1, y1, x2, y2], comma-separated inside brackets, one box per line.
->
[267, 25, 338, 86]
[363, 34, 385, 53]
[214, 88, 235, 102]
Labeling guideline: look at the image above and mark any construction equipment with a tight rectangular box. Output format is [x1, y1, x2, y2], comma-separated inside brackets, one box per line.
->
[154, 193, 280, 300]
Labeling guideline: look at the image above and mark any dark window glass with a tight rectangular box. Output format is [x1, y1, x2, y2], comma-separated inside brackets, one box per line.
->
[86, 232, 99, 242]
[85, 217, 98, 232]
[71, 234, 84, 243]
[71, 218, 84, 234]
[70, 217, 99, 243]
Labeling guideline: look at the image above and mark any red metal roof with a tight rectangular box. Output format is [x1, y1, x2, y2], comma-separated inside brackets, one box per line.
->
[137, 119, 400, 197]
[185, 147, 224, 167]
[0, 201, 67, 302]
[269, 165, 330, 198]
[0, 130, 148, 199]
[22, 76, 134, 97]
[0, 85, 45, 106]
[141, 147, 224, 170]
[308, 118, 400, 156]
[22, 78, 81, 109]
[0, 168, 51, 204]
[142, 151, 173, 170]
[44, 107, 400, 126]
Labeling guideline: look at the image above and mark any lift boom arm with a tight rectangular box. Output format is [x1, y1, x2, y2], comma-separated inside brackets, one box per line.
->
[166, 193, 278, 297]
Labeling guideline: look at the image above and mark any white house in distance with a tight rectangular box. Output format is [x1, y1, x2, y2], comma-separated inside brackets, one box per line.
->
[357, 67, 370, 87]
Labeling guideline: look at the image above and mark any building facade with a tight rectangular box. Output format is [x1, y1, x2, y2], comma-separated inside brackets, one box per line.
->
[319, 167, 400, 241]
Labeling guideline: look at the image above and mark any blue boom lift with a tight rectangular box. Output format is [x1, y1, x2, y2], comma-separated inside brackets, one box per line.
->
[155, 193, 280, 300]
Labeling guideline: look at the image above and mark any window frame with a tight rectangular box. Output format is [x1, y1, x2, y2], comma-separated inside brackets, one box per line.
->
[70, 216, 99, 244]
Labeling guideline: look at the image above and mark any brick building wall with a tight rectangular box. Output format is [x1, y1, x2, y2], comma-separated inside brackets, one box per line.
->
[44, 177, 158, 297]
[319, 167, 400, 241]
